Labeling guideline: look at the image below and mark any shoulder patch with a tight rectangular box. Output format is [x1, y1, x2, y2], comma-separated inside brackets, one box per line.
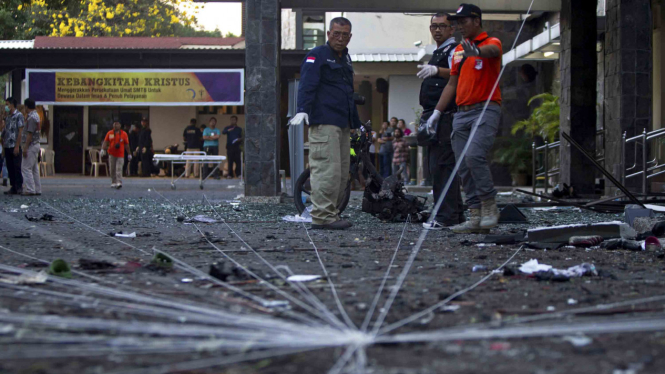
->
[306, 56, 316, 63]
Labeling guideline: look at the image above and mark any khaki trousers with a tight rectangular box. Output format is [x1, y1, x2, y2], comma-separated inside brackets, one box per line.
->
[308, 125, 350, 225]
[109, 155, 124, 185]
[185, 148, 200, 177]
[21, 143, 41, 194]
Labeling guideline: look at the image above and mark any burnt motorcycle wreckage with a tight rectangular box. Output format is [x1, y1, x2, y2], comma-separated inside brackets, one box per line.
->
[293, 122, 429, 223]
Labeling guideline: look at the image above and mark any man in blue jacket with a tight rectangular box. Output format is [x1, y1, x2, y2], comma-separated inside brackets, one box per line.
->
[289, 17, 363, 230]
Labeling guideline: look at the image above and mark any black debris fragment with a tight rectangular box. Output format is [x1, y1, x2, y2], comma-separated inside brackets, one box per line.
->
[13, 234, 31, 239]
[25, 214, 54, 222]
[79, 258, 116, 270]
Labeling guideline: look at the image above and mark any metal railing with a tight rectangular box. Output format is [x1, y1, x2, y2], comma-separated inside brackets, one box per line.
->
[531, 130, 605, 194]
[621, 128, 665, 196]
[532, 141, 560, 194]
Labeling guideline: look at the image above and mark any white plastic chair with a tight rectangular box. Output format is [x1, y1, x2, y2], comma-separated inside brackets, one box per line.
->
[88, 149, 107, 177]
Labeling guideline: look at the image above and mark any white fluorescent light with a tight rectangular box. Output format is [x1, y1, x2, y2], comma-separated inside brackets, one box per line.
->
[544, 51, 555, 57]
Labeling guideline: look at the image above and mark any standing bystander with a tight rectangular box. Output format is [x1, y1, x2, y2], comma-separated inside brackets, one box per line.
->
[128, 124, 141, 176]
[417, 12, 464, 229]
[426, 4, 503, 233]
[222, 115, 243, 179]
[392, 128, 410, 184]
[138, 117, 155, 177]
[20, 99, 41, 195]
[377, 121, 394, 178]
[2, 97, 24, 195]
[183, 118, 202, 178]
[288, 17, 364, 230]
[202, 118, 221, 179]
[101, 121, 130, 189]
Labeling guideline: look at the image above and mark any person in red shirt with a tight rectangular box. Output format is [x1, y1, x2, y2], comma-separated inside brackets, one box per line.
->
[101, 121, 131, 189]
[426, 3, 503, 234]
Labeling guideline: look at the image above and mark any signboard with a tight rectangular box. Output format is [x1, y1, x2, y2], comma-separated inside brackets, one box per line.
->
[26, 69, 244, 106]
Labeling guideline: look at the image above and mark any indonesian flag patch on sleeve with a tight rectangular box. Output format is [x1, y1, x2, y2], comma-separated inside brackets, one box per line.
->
[306, 56, 316, 63]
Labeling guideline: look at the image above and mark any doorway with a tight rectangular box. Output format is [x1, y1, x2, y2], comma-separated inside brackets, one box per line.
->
[53, 106, 84, 174]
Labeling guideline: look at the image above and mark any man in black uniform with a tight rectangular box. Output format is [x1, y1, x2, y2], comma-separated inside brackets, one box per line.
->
[182, 118, 201, 178]
[128, 123, 141, 176]
[222, 115, 243, 179]
[138, 117, 155, 177]
[417, 13, 464, 230]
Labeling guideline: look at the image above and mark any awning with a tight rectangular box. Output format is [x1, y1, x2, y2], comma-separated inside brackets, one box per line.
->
[502, 22, 560, 65]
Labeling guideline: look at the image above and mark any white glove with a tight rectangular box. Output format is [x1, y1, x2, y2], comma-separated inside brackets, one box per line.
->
[426, 110, 441, 135]
[417, 65, 438, 79]
[288, 113, 309, 126]
[100, 149, 106, 158]
[462, 39, 480, 57]
[127, 154, 132, 161]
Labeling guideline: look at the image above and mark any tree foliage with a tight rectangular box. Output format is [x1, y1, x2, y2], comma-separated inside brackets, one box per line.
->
[511, 93, 560, 143]
[1, 0, 221, 39]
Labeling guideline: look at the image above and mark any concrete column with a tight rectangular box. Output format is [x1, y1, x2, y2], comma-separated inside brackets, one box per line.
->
[559, 0, 597, 194]
[244, 0, 281, 196]
[604, 0, 652, 193]
[11, 69, 23, 101]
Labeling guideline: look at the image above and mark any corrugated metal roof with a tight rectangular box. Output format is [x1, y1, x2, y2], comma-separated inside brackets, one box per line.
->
[0, 40, 34, 49]
[350, 53, 419, 63]
[33, 36, 245, 50]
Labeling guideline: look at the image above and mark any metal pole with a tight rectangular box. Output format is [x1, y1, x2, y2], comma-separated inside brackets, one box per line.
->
[543, 141, 549, 195]
[642, 128, 648, 197]
[621, 131, 626, 186]
[532, 142, 537, 194]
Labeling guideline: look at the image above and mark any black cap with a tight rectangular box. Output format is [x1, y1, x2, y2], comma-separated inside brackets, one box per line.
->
[448, 3, 482, 21]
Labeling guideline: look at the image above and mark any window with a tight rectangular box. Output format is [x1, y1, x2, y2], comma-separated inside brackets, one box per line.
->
[88, 107, 148, 147]
[302, 13, 325, 50]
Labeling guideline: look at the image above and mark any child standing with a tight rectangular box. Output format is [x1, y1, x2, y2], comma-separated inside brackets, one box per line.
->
[392, 128, 409, 184]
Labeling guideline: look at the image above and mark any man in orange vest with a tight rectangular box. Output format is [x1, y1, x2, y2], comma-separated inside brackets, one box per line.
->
[101, 121, 131, 189]
[426, 3, 503, 234]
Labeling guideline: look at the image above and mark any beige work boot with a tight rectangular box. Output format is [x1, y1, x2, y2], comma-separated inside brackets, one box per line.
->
[450, 209, 489, 234]
[480, 198, 500, 229]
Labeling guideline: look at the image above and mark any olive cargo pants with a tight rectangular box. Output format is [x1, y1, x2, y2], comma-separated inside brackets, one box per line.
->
[308, 124, 350, 225]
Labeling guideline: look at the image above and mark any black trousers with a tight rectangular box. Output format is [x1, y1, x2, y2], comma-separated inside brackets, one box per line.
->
[5, 148, 23, 192]
[141, 151, 154, 177]
[429, 114, 463, 224]
[129, 150, 140, 176]
[203, 146, 219, 178]
[227, 147, 242, 178]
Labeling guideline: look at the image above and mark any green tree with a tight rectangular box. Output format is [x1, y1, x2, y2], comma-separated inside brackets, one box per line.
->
[1, 0, 219, 39]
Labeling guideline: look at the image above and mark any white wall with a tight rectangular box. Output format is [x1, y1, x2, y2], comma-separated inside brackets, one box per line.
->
[326, 12, 432, 50]
[149, 106, 197, 150]
[388, 75, 422, 125]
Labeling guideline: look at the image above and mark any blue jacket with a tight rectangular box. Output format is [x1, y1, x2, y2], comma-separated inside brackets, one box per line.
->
[297, 43, 362, 129]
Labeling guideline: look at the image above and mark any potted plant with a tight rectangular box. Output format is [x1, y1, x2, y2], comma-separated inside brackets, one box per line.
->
[493, 92, 560, 186]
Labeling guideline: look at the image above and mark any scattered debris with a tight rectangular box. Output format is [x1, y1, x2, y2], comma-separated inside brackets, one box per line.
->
[114, 232, 137, 238]
[48, 259, 72, 279]
[0, 270, 48, 285]
[482, 232, 525, 245]
[551, 183, 577, 199]
[110, 220, 124, 225]
[286, 275, 322, 282]
[498, 204, 528, 223]
[472, 265, 488, 272]
[562, 335, 592, 347]
[644, 236, 662, 251]
[283, 207, 312, 223]
[624, 205, 654, 227]
[12, 234, 31, 239]
[78, 258, 116, 270]
[568, 236, 604, 248]
[527, 221, 635, 244]
[185, 215, 221, 224]
[600, 239, 643, 251]
[177, 216, 186, 222]
[209, 262, 252, 282]
[150, 253, 174, 269]
[25, 214, 54, 222]
[20, 205, 29, 209]
[181, 278, 194, 283]
[519, 259, 597, 282]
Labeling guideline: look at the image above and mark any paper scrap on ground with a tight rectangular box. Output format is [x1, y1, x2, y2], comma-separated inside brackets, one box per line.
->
[287, 275, 321, 282]
[644, 204, 665, 212]
[0, 270, 48, 285]
[519, 259, 597, 278]
[20, 205, 29, 209]
[563, 335, 592, 347]
[115, 232, 137, 238]
[186, 215, 220, 224]
[282, 207, 313, 223]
